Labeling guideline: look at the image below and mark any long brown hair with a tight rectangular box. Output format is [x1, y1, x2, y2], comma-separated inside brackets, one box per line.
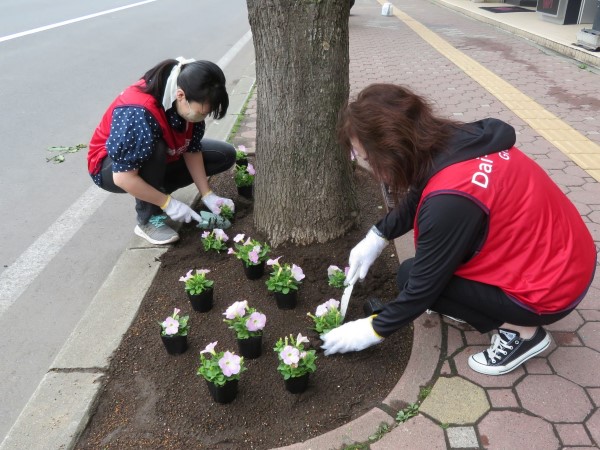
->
[337, 84, 458, 197]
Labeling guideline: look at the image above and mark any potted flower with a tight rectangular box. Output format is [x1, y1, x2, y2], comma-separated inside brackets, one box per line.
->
[234, 163, 255, 199]
[235, 144, 249, 167]
[228, 234, 270, 280]
[158, 308, 189, 355]
[201, 228, 229, 253]
[265, 257, 305, 310]
[215, 200, 234, 221]
[307, 299, 343, 334]
[273, 333, 317, 394]
[327, 265, 348, 289]
[197, 341, 246, 404]
[179, 269, 214, 312]
[223, 300, 267, 359]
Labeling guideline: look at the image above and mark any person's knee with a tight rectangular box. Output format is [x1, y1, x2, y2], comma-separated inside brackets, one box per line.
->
[396, 258, 414, 290]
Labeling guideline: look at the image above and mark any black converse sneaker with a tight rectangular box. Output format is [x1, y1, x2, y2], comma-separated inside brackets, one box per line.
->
[468, 327, 551, 376]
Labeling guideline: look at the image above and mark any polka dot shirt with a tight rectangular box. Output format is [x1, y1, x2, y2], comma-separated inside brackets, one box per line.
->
[91, 105, 205, 186]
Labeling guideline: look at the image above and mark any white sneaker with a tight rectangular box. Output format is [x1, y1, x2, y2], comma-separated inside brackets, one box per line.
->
[468, 327, 551, 376]
[134, 215, 179, 244]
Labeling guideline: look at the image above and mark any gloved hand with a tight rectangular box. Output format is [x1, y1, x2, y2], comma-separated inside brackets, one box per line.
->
[320, 316, 384, 356]
[162, 196, 202, 223]
[346, 227, 388, 285]
[202, 191, 235, 215]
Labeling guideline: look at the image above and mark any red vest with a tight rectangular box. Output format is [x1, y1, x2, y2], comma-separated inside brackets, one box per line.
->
[87, 80, 194, 175]
[414, 147, 596, 313]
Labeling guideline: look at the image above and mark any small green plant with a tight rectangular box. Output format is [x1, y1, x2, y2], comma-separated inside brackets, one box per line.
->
[344, 444, 368, 450]
[197, 342, 246, 386]
[307, 299, 343, 334]
[368, 422, 390, 442]
[223, 300, 266, 340]
[46, 144, 86, 163]
[418, 385, 432, 401]
[396, 403, 419, 423]
[273, 333, 317, 380]
[233, 163, 255, 187]
[201, 228, 229, 252]
[578, 63, 588, 69]
[265, 257, 305, 294]
[218, 203, 234, 221]
[158, 308, 189, 337]
[179, 269, 214, 295]
[327, 265, 347, 288]
[440, 423, 450, 429]
[228, 234, 270, 267]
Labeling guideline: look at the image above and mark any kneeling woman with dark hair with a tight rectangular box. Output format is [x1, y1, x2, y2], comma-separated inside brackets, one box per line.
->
[322, 83, 596, 376]
[88, 57, 236, 245]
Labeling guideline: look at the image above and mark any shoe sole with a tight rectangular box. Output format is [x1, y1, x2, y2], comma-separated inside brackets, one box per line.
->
[468, 333, 551, 376]
[134, 225, 179, 245]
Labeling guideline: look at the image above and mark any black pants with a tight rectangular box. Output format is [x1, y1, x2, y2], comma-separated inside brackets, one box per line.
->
[99, 139, 235, 224]
[397, 258, 574, 333]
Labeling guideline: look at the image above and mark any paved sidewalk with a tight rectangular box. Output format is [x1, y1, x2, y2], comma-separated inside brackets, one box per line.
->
[2, 0, 599, 449]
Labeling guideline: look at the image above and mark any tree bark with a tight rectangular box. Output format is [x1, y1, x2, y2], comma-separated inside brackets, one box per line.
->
[247, 0, 359, 247]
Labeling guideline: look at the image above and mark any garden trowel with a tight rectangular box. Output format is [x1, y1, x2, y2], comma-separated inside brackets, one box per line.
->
[339, 283, 354, 321]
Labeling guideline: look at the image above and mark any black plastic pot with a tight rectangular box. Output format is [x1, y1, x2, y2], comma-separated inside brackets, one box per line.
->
[237, 185, 253, 199]
[284, 373, 309, 394]
[187, 287, 214, 313]
[206, 379, 239, 404]
[160, 334, 188, 355]
[243, 261, 265, 280]
[237, 335, 263, 359]
[236, 157, 248, 168]
[274, 291, 298, 310]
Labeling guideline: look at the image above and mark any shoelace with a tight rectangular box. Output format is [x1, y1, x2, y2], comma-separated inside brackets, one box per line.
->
[148, 215, 168, 228]
[486, 333, 514, 363]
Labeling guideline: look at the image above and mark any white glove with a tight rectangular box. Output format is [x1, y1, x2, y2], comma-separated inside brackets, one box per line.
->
[320, 316, 384, 356]
[202, 191, 235, 215]
[162, 196, 201, 223]
[346, 227, 388, 285]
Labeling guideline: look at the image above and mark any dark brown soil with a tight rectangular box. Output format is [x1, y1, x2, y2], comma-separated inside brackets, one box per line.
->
[76, 167, 413, 450]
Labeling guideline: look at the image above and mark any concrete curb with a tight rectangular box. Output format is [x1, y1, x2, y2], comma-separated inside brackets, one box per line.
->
[0, 63, 256, 450]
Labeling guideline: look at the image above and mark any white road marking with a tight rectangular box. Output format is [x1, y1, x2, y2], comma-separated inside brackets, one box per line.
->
[0, 0, 159, 43]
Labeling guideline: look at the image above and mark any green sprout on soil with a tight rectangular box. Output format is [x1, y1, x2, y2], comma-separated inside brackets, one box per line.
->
[46, 144, 86, 163]
[343, 444, 368, 450]
[418, 385, 432, 401]
[578, 63, 588, 69]
[368, 422, 390, 442]
[440, 423, 450, 429]
[396, 402, 419, 423]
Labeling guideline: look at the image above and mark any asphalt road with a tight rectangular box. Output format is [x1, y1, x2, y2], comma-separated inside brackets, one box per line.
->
[0, 0, 253, 439]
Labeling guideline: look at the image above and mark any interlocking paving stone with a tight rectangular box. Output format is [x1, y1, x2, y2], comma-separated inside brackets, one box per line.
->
[454, 347, 525, 388]
[464, 330, 491, 346]
[420, 377, 489, 424]
[555, 423, 593, 446]
[478, 411, 558, 449]
[447, 426, 478, 448]
[585, 408, 600, 446]
[487, 388, 519, 409]
[446, 325, 464, 357]
[552, 331, 582, 346]
[545, 312, 584, 332]
[578, 322, 600, 352]
[524, 357, 554, 375]
[516, 375, 592, 422]
[370, 415, 446, 450]
[587, 388, 600, 407]
[549, 347, 600, 387]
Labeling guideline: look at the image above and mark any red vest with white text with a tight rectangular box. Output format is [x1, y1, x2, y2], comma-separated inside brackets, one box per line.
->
[87, 80, 194, 175]
[414, 147, 596, 313]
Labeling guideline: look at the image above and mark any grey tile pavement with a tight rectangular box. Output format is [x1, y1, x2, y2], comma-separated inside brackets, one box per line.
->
[3, 0, 599, 448]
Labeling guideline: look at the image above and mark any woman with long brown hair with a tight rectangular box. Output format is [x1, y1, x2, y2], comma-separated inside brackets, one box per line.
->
[321, 84, 596, 376]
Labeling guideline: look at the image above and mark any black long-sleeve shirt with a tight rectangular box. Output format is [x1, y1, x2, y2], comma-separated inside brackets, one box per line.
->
[371, 118, 516, 337]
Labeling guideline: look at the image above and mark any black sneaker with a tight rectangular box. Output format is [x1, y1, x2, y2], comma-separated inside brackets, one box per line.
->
[468, 327, 551, 376]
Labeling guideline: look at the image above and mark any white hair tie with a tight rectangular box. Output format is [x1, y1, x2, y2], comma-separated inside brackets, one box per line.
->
[161, 56, 196, 110]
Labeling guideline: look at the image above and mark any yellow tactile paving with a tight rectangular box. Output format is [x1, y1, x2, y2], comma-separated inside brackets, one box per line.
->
[377, 0, 600, 183]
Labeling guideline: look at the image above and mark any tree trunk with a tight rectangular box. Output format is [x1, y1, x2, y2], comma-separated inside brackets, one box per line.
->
[247, 0, 359, 247]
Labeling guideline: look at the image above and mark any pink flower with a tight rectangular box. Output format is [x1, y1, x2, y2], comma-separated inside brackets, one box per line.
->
[216, 199, 224, 206]
[248, 249, 259, 264]
[201, 231, 210, 239]
[280, 345, 300, 365]
[219, 351, 242, 377]
[296, 333, 309, 346]
[291, 264, 305, 281]
[179, 269, 194, 282]
[162, 317, 179, 335]
[325, 299, 340, 310]
[227, 247, 235, 255]
[200, 341, 218, 355]
[327, 265, 341, 277]
[214, 228, 229, 241]
[196, 269, 210, 276]
[224, 300, 248, 320]
[267, 256, 281, 266]
[246, 312, 266, 332]
[173, 308, 180, 316]
[247, 163, 256, 175]
[233, 233, 245, 243]
[315, 304, 328, 317]
[238, 145, 247, 154]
